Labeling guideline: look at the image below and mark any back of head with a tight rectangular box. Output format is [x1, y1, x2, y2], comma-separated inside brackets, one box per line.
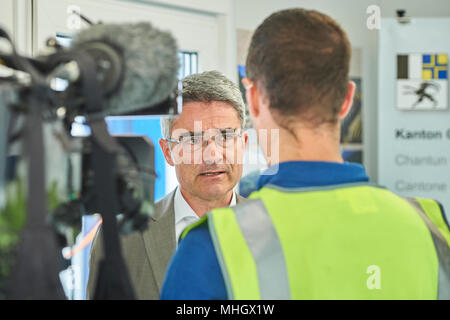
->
[246, 9, 351, 126]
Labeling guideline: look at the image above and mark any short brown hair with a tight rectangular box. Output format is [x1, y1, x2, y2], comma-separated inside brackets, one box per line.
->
[246, 9, 351, 126]
[161, 71, 246, 138]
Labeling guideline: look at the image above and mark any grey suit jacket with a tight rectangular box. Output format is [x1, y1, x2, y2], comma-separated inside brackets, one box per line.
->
[86, 188, 246, 300]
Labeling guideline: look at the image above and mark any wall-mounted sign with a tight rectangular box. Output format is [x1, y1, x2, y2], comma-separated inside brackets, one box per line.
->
[396, 53, 448, 110]
[379, 19, 450, 224]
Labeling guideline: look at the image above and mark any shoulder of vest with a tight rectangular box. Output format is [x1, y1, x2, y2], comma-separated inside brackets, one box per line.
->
[414, 198, 450, 232]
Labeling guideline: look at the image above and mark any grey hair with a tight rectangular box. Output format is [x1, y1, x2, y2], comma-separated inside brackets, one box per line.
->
[160, 70, 246, 139]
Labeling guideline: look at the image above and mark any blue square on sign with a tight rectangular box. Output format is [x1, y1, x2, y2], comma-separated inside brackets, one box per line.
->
[423, 54, 431, 64]
[438, 70, 447, 79]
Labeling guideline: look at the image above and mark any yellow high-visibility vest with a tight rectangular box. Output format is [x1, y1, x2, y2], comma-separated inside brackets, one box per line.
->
[182, 183, 450, 299]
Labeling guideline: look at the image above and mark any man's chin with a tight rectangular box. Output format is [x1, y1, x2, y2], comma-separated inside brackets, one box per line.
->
[198, 186, 232, 201]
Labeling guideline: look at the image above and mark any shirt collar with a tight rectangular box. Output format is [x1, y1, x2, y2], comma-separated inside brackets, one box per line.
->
[230, 191, 237, 206]
[256, 161, 370, 190]
[174, 186, 236, 224]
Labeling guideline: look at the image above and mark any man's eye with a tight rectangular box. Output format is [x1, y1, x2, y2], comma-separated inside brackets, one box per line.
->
[222, 134, 234, 140]
[187, 136, 202, 144]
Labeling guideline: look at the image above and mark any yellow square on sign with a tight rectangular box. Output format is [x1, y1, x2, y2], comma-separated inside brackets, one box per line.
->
[437, 54, 448, 65]
[422, 69, 432, 79]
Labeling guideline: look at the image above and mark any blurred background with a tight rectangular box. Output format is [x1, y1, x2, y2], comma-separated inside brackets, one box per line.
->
[1, 0, 449, 299]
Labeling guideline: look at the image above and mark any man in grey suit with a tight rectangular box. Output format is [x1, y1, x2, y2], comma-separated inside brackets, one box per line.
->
[87, 71, 248, 299]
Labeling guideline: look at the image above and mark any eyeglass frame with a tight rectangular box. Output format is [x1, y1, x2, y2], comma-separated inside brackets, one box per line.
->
[165, 128, 244, 152]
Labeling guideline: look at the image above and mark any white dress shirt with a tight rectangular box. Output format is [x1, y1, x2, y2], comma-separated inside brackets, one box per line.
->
[174, 186, 237, 245]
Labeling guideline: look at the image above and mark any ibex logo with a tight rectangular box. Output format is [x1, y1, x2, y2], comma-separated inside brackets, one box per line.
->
[397, 54, 448, 110]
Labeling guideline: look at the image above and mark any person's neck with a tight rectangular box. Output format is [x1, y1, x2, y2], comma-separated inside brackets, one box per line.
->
[179, 187, 234, 218]
[266, 124, 343, 165]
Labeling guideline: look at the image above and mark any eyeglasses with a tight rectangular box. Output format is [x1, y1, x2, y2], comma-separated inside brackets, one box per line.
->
[166, 129, 242, 152]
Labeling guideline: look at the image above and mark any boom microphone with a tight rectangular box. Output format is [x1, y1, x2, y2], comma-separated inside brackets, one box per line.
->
[51, 22, 181, 117]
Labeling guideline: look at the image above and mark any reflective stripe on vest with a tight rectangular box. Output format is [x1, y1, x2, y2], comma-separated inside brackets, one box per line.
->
[206, 184, 450, 299]
[403, 198, 450, 300]
[233, 199, 291, 299]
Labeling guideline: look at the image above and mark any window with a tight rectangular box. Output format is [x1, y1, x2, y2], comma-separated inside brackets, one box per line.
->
[178, 50, 199, 79]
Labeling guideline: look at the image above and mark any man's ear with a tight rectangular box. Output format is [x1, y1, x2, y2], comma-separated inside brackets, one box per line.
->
[242, 130, 249, 149]
[339, 81, 356, 120]
[242, 77, 259, 118]
[159, 138, 175, 166]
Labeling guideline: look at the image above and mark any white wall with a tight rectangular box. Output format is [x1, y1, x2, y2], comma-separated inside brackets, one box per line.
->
[0, 0, 14, 36]
[2, 0, 236, 81]
[234, 0, 450, 182]
[35, 0, 217, 71]
[235, 0, 450, 48]
[134, 0, 237, 81]
[0, 0, 33, 55]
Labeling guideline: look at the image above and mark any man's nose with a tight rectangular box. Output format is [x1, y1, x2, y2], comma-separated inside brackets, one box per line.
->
[202, 138, 223, 165]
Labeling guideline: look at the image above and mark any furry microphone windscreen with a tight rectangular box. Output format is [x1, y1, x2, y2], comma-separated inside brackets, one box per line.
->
[71, 22, 179, 116]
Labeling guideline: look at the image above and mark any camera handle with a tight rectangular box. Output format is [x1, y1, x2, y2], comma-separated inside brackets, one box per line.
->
[75, 51, 135, 299]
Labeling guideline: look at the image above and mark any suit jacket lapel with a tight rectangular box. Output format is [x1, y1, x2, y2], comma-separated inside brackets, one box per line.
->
[141, 189, 176, 293]
[140, 189, 245, 293]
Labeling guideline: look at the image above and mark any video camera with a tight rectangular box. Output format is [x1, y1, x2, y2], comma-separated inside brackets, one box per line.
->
[0, 20, 181, 299]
